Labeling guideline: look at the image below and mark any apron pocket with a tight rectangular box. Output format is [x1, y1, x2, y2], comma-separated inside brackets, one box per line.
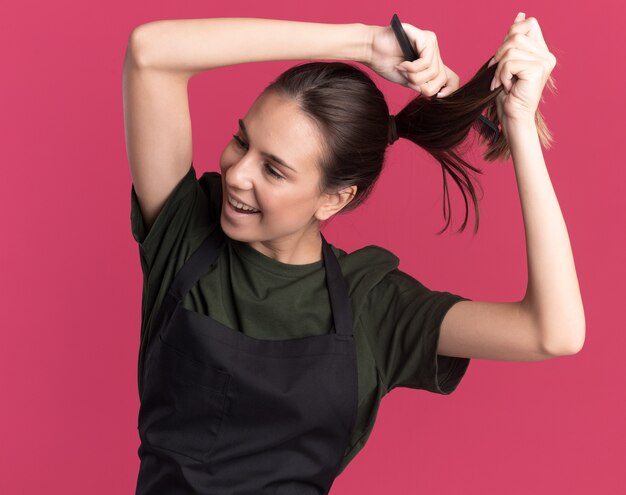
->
[138, 334, 231, 463]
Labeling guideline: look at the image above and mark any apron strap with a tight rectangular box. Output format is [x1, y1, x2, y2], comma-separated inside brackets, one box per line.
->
[321, 233, 353, 338]
[168, 223, 227, 301]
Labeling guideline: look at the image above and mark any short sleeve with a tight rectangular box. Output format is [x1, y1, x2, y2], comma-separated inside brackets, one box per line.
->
[365, 268, 471, 395]
[130, 162, 211, 278]
[130, 162, 224, 396]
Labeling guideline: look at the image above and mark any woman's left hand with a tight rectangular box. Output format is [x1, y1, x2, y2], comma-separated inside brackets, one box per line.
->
[488, 12, 557, 126]
[366, 22, 461, 97]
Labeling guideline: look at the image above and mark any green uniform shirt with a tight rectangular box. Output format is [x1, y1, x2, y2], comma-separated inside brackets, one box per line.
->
[130, 163, 471, 475]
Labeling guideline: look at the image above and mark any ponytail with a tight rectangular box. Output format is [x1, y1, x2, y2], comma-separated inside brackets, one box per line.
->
[392, 57, 556, 234]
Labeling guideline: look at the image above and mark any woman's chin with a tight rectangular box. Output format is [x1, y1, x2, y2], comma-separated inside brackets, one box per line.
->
[220, 213, 257, 243]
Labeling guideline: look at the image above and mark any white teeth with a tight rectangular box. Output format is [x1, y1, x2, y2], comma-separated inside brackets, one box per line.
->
[229, 195, 259, 212]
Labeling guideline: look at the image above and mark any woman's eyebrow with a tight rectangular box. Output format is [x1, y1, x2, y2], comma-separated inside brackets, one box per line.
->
[238, 118, 298, 173]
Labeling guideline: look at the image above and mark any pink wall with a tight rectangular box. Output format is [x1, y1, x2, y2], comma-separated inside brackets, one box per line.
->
[1, 0, 623, 493]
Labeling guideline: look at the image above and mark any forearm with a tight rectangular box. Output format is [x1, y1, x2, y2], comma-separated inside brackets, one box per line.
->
[131, 17, 373, 77]
[505, 120, 585, 354]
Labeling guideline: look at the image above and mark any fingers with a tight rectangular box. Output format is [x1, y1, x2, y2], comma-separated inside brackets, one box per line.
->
[491, 41, 554, 90]
[493, 59, 539, 93]
[504, 12, 549, 50]
[395, 29, 437, 75]
[437, 66, 461, 97]
[401, 23, 436, 64]
[406, 67, 447, 96]
[490, 12, 556, 91]
[493, 32, 548, 66]
[395, 30, 450, 96]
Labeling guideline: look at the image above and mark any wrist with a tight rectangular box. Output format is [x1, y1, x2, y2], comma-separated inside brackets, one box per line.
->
[365, 25, 379, 66]
[503, 115, 537, 133]
[503, 117, 541, 154]
[352, 23, 377, 65]
[362, 25, 384, 67]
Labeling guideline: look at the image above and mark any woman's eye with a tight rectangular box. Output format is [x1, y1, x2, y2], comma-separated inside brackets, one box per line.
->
[231, 134, 285, 181]
[232, 134, 246, 148]
[264, 164, 284, 180]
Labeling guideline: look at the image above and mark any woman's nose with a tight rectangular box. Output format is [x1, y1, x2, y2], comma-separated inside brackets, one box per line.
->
[225, 156, 257, 187]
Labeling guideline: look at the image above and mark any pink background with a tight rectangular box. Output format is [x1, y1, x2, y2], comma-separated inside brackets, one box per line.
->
[1, 0, 624, 493]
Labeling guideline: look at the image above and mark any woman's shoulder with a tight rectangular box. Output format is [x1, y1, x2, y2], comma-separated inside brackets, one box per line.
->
[196, 169, 223, 221]
[198, 169, 222, 188]
[332, 242, 400, 313]
[335, 243, 399, 271]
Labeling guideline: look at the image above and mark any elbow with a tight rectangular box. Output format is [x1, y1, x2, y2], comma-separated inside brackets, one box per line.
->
[523, 295, 587, 358]
[126, 26, 151, 70]
[542, 323, 586, 357]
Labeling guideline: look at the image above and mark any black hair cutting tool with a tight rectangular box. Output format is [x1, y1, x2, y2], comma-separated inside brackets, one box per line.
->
[390, 13, 501, 145]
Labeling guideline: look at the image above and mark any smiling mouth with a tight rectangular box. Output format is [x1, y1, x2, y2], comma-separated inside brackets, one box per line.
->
[226, 197, 261, 215]
[227, 193, 261, 213]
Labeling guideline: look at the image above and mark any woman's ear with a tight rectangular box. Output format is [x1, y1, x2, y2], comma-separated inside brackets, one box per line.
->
[315, 185, 358, 221]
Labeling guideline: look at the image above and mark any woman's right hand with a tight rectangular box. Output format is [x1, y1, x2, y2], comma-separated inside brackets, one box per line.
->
[365, 23, 460, 98]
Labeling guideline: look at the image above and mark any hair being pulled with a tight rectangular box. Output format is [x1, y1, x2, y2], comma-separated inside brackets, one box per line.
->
[264, 59, 556, 235]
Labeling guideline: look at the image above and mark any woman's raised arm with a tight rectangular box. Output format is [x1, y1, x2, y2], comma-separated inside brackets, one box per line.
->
[437, 13, 585, 361]
[131, 18, 374, 77]
[124, 18, 372, 230]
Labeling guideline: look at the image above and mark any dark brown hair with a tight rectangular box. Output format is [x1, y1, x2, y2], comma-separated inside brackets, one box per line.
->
[263, 59, 555, 235]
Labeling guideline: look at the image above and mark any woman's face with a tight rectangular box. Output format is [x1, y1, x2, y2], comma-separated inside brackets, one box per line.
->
[218, 91, 353, 250]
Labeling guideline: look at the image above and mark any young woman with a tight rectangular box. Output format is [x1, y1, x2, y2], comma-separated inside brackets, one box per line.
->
[123, 14, 584, 494]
